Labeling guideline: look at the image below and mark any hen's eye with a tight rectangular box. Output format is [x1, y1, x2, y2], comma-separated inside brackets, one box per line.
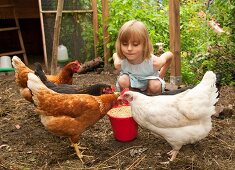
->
[124, 94, 129, 98]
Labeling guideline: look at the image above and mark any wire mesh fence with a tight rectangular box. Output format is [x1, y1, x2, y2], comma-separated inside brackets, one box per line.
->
[41, 0, 95, 64]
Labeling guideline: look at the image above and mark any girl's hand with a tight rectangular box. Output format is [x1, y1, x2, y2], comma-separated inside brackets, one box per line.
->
[113, 53, 122, 71]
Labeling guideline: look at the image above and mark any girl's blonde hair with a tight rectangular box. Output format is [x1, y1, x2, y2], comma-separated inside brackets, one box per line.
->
[115, 20, 153, 60]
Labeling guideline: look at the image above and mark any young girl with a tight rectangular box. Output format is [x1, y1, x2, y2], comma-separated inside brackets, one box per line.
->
[113, 20, 173, 95]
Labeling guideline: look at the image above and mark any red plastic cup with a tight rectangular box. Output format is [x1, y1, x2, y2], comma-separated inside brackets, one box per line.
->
[108, 106, 138, 142]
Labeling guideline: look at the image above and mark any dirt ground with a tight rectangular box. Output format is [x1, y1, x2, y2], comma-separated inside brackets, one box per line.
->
[0, 70, 234, 170]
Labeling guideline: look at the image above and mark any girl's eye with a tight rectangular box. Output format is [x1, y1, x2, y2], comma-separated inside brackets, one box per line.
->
[132, 41, 140, 46]
[121, 41, 139, 46]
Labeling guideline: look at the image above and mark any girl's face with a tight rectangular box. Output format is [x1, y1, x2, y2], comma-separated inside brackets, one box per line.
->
[121, 40, 144, 64]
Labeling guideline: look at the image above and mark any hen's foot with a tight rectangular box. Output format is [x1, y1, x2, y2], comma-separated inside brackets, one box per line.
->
[159, 150, 179, 164]
[73, 143, 93, 163]
[167, 150, 179, 161]
[77, 142, 88, 150]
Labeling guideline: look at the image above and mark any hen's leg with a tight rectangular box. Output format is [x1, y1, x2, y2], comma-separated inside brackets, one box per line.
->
[160, 150, 179, 164]
[76, 142, 87, 150]
[73, 143, 84, 163]
[72, 142, 93, 163]
[69, 139, 87, 149]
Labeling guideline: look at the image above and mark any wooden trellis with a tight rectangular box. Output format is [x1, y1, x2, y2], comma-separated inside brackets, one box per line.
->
[38, 0, 99, 73]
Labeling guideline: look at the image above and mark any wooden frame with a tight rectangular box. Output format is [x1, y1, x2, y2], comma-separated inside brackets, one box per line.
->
[101, 0, 110, 66]
[169, 0, 181, 85]
[38, 0, 48, 70]
[38, 0, 99, 73]
[92, 0, 99, 60]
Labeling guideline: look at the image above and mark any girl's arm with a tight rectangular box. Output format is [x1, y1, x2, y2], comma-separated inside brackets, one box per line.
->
[153, 51, 173, 79]
[113, 53, 122, 71]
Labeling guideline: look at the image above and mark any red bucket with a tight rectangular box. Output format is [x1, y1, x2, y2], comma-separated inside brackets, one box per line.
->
[108, 106, 138, 142]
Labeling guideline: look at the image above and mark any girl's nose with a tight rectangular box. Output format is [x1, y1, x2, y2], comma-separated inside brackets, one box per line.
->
[127, 44, 133, 50]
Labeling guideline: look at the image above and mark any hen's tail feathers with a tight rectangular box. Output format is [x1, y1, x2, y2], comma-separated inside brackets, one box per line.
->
[202, 71, 219, 106]
[27, 73, 48, 94]
[34, 63, 48, 82]
[12, 56, 25, 69]
[34, 62, 58, 88]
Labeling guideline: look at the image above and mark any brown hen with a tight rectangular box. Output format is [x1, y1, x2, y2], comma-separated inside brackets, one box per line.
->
[27, 72, 119, 163]
[11, 56, 81, 102]
[34, 62, 114, 95]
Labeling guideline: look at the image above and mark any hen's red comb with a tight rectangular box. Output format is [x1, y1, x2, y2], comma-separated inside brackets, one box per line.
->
[69, 60, 81, 66]
[74, 60, 81, 66]
[111, 85, 116, 92]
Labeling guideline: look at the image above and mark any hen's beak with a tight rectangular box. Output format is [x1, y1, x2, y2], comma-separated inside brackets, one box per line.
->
[117, 95, 130, 106]
[114, 91, 120, 96]
[117, 95, 123, 100]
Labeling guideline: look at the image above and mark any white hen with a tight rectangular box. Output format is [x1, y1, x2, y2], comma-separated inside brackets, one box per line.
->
[120, 71, 219, 163]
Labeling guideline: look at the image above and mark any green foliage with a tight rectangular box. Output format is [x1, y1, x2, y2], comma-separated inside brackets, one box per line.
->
[96, 0, 234, 85]
[97, 0, 169, 56]
[184, 0, 235, 86]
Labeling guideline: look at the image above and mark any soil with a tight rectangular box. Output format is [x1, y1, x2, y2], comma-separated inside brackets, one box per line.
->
[0, 71, 234, 170]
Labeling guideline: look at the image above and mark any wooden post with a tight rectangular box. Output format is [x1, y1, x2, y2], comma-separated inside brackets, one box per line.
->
[101, 0, 110, 66]
[38, 0, 48, 71]
[51, 0, 64, 75]
[92, 0, 99, 58]
[169, 0, 181, 85]
[13, 8, 28, 65]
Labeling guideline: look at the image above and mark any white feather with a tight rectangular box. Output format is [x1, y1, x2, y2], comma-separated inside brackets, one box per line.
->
[11, 56, 22, 68]
[27, 73, 47, 92]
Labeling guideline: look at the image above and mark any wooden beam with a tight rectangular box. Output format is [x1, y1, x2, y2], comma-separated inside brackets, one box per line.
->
[92, 0, 99, 58]
[101, 0, 110, 66]
[169, 0, 181, 85]
[14, 7, 28, 65]
[40, 10, 93, 13]
[0, 50, 24, 56]
[50, 0, 64, 75]
[38, 0, 48, 71]
[0, 5, 14, 8]
[0, 27, 19, 32]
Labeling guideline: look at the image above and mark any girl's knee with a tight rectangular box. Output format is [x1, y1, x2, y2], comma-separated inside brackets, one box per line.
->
[118, 74, 130, 88]
[148, 79, 162, 95]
